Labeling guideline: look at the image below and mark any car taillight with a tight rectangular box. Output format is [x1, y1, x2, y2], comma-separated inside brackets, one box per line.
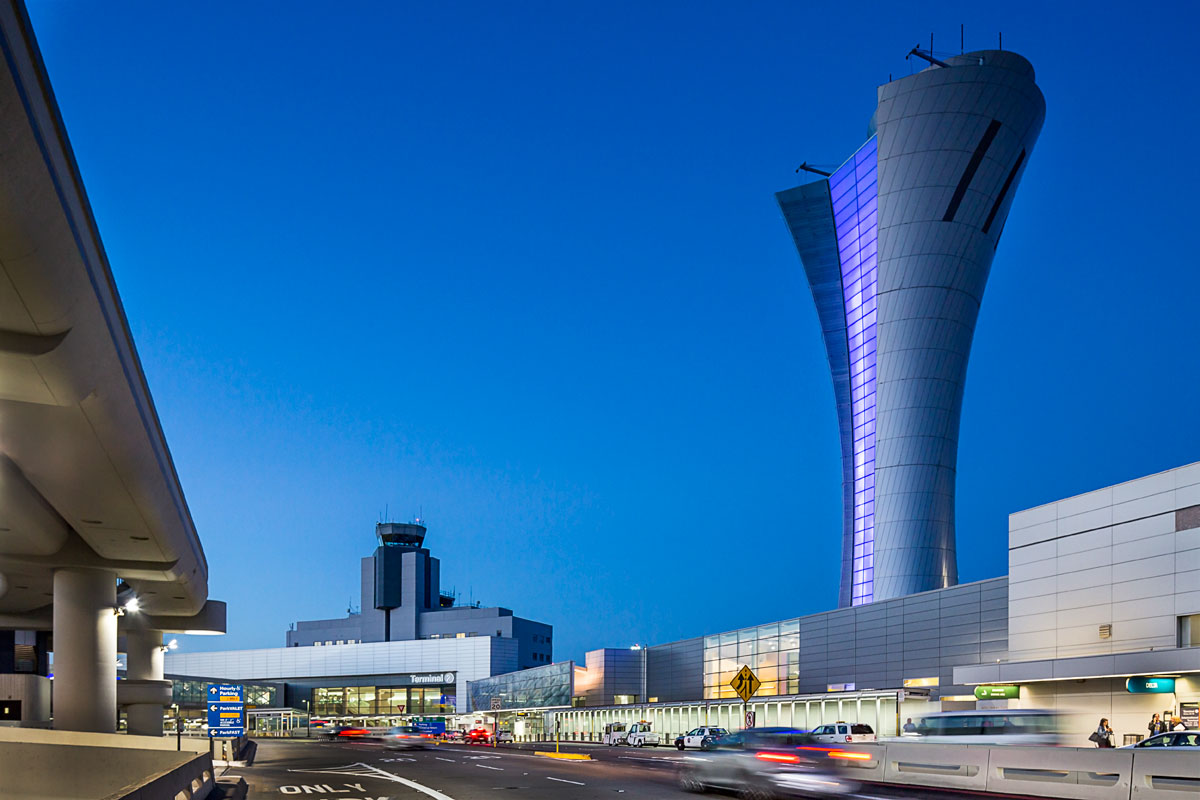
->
[829, 750, 871, 761]
[846, 735, 852, 742]
[756, 752, 801, 764]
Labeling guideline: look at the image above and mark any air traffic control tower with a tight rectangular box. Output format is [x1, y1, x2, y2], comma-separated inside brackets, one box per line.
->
[778, 50, 1045, 607]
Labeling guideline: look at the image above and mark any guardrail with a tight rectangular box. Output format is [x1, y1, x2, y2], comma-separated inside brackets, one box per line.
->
[832, 742, 1199, 800]
[109, 752, 213, 800]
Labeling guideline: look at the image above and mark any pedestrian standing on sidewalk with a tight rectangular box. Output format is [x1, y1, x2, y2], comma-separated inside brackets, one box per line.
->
[1090, 718, 1114, 747]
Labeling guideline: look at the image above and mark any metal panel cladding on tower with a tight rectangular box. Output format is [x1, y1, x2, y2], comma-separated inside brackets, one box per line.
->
[777, 51, 1045, 607]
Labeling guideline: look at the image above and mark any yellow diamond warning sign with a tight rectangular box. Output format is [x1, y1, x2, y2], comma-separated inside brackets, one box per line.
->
[730, 665, 761, 703]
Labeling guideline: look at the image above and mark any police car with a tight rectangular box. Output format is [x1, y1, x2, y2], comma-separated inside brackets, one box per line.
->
[674, 726, 729, 750]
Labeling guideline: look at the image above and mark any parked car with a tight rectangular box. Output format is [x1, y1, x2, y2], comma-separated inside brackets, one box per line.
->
[677, 727, 859, 798]
[382, 725, 433, 750]
[1120, 731, 1200, 750]
[810, 722, 875, 744]
[675, 726, 729, 750]
[625, 721, 659, 747]
[495, 730, 514, 743]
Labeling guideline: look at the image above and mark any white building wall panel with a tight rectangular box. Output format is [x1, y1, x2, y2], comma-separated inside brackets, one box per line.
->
[1007, 460, 1200, 661]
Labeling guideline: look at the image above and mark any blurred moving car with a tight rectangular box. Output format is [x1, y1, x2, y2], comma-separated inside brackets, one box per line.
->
[323, 725, 373, 741]
[1120, 731, 1200, 750]
[466, 728, 492, 745]
[909, 710, 1067, 745]
[674, 726, 729, 750]
[382, 725, 434, 750]
[677, 727, 859, 798]
[810, 722, 875, 744]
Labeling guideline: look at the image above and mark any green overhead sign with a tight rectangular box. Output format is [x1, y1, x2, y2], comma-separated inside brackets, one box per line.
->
[1126, 677, 1175, 694]
[974, 685, 1020, 700]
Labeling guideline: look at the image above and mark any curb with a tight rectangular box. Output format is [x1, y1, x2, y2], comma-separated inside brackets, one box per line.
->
[534, 751, 592, 760]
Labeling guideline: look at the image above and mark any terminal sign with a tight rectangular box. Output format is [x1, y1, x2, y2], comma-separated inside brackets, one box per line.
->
[207, 684, 245, 738]
[730, 665, 761, 704]
[974, 685, 1020, 700]
[1125, 677, 1175, 694]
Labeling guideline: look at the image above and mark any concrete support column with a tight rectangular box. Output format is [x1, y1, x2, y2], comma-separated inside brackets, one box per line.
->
[125, 628, 164, 737]
[52, 568, 116, 732]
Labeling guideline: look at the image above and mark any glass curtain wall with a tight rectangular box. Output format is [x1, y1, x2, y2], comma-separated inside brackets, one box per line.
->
[468, 661, 572, 711]
[312, 685, 455, 717]
[703, 620, 800, 700]
[170, 680, 279, 708]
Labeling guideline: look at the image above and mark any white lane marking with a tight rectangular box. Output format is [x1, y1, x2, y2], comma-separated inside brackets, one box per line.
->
[287, 762, 458, 800]
[547, 776, 586, 785]
[476, 764, 504, 770]
[435, 756, 457, 762]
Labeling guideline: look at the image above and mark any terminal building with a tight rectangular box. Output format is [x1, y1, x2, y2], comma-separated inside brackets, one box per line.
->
[165, 522, 552, 717]
[165, 49, 1194, 750]
[463, 52, 1196, 747]
[473, 462, 1200, 746]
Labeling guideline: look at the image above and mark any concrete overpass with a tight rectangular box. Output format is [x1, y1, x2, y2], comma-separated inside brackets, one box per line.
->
[0, 0, 224, 735]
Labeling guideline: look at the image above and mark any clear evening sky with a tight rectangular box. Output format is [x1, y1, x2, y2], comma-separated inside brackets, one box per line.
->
[27, 1, 1200, 662]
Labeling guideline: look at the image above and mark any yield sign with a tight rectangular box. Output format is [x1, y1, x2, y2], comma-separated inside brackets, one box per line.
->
[730, 665, 761, 703]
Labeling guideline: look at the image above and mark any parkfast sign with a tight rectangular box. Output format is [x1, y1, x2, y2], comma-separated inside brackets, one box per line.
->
[974, 685, 1020, 700]
[207, 684, 244, 737]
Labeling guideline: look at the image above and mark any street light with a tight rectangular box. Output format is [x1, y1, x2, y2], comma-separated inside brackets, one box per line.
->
[171, 703, 181, 751]
[302, 699, 310, 738]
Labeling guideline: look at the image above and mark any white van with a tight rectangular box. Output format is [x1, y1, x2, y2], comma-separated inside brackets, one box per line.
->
[910, 710, 1066, 745]
[603, 722, 628, 746]
[625, 721, 659, 747]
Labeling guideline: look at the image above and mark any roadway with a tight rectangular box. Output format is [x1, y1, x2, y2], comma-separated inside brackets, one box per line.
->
[232, 739, 1046, 800]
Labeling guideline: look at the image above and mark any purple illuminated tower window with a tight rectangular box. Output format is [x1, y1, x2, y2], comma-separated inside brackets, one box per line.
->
[829, 137, 878, 605]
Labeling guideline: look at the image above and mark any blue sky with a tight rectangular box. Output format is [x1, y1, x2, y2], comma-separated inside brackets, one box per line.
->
[27, 1, 1200, 663]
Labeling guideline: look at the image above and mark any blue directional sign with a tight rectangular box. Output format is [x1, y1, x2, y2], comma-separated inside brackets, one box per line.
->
[207, 684, 244, 737]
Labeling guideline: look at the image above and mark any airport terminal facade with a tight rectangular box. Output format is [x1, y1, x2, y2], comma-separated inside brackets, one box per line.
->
[165, 522, 553, 716]
[463, 52, 1197, 745]
[125, 51, 1200, 747]
[474, 462, 1200, 746]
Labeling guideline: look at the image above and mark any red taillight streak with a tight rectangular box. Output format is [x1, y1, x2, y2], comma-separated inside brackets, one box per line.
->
[756, 752, 802, 764]
[829, 750, 871, 761]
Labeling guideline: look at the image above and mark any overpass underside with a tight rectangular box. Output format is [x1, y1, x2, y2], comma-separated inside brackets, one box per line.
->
[0, 0, 223, 738]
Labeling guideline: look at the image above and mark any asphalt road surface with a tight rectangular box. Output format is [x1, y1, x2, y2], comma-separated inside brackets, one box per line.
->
[232, 739, 1042, 800]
